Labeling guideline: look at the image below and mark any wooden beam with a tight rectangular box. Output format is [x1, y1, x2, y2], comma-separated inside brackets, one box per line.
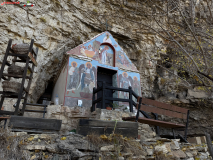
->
[9, 116, 62, 131]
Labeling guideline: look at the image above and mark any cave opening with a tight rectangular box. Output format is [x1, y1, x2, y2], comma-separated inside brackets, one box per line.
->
[37, 78, 55, 104]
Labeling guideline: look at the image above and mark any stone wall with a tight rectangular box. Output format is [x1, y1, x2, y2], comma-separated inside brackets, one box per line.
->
[1, 130, 212, 160]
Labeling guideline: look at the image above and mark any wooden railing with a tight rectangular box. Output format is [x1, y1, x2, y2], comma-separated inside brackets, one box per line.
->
[91, 81, 140, 112]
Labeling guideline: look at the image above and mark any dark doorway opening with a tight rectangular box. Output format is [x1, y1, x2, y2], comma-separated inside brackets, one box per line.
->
[37, 80, 54, 104]
[97, 67, 117, 109]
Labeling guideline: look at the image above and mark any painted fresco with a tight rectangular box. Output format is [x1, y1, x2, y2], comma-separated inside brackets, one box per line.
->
[66, 32, 138, 71]
[59, 32, 142, 108]
[65, 57, 141, 104]
[66, 57, 97, 99]
[118, 70, 141, 101]
[98, 44, 113, 66]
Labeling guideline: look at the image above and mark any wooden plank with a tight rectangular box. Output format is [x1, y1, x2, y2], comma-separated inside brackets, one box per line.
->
[0, 110, 15, 115]
[9, 116, 62, 131]
[21, 109, 47, 113]
[139, 105, 187, 119]
[8, 52, 28, 58]
[28, 52, 37, 66]
[25, 103, 48, 107]
[77, 126, 138, 138]
[11, 129, 58, 134]
[105, 85, 131, 92]
[122, 117, 185, 128]
[1, 94, 26, 99]
[0, 117, 10, 122]
[13, 59, 33, 63]
[105, 97, 130, 102]
[142, 98, 188, 114]
[78, 119, 138, 129]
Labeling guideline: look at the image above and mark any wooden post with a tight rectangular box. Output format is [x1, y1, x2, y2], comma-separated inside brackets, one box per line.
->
[92, 87, 96, 112]
[205, 133, 213, 158]
[102, 81, 105, 109]
[0, 96, 5, 111]
[0, 39, 12, 81]
[135, 97, 142, 122]
[21, 45, 38, 115]
[129, 86, 133, 112]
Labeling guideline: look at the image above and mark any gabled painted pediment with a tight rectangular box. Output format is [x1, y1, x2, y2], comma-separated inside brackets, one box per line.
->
[67, 31, 138, 72]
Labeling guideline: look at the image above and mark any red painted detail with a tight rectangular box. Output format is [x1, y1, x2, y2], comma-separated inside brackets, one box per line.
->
[63, 58, 69, 105]
[72, 90, 75, 93]
[67, 91, 69, 94]
[23, 4, 26, 7]
[31, 4, 34, 7]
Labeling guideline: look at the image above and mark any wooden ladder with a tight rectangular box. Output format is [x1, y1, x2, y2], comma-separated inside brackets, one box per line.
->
[0, 39, 38, 116]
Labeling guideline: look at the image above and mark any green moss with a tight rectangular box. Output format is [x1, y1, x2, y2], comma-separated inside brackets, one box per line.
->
[55, 0, 61, 7]
[160, 78, 166, 85]
[51, 0, 61, 7]
[80, 0, 84, 3]
[8, 16, 12, 22]
[93, 9, 98, 13]
[77, 36, 81, 41]
[93, 0, 97, 2]
[40, 17, 46, 23]
[57, 21, 60, 25]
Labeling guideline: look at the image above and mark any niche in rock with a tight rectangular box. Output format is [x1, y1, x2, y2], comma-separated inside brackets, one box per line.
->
[37, 78, 54, 104]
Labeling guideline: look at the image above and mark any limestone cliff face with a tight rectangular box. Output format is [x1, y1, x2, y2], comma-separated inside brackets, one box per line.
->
[0, 0, 213, 137]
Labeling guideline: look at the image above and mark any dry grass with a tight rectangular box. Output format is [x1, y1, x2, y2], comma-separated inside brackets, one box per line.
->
[0, 127, 29, 159]
[86, 133, 146, 159]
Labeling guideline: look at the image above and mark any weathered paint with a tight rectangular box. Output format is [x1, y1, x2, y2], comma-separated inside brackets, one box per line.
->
[53, 31, 141, 108]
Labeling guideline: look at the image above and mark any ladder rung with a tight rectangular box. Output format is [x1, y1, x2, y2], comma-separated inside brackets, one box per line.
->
[21, 109, 47, 113]
[8, 53, 28, 58]
[6, 61, 11, 66]
[13, 59, 33, 63]
[2, 73, 31, 79]
[2, 76, 8, 80]
[25, 103, 47, 107]
[0, 110, 15, 115]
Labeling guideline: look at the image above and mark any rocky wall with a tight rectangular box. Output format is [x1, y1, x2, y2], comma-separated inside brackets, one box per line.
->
[0, 0, 213, 139]
[0, 130, 212, 160]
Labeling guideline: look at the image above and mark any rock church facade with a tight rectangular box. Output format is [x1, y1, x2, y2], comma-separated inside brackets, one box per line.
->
[52, 32, 141, 108]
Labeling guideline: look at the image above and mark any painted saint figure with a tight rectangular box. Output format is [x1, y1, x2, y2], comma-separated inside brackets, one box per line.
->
[78, 62, 96, 93]
[99, 46, 109, 65]
[67, 61, 79, 93]
[132, 76, 140, 96]
[119, 72, 132, 99]
[103, 32, 112, 44]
